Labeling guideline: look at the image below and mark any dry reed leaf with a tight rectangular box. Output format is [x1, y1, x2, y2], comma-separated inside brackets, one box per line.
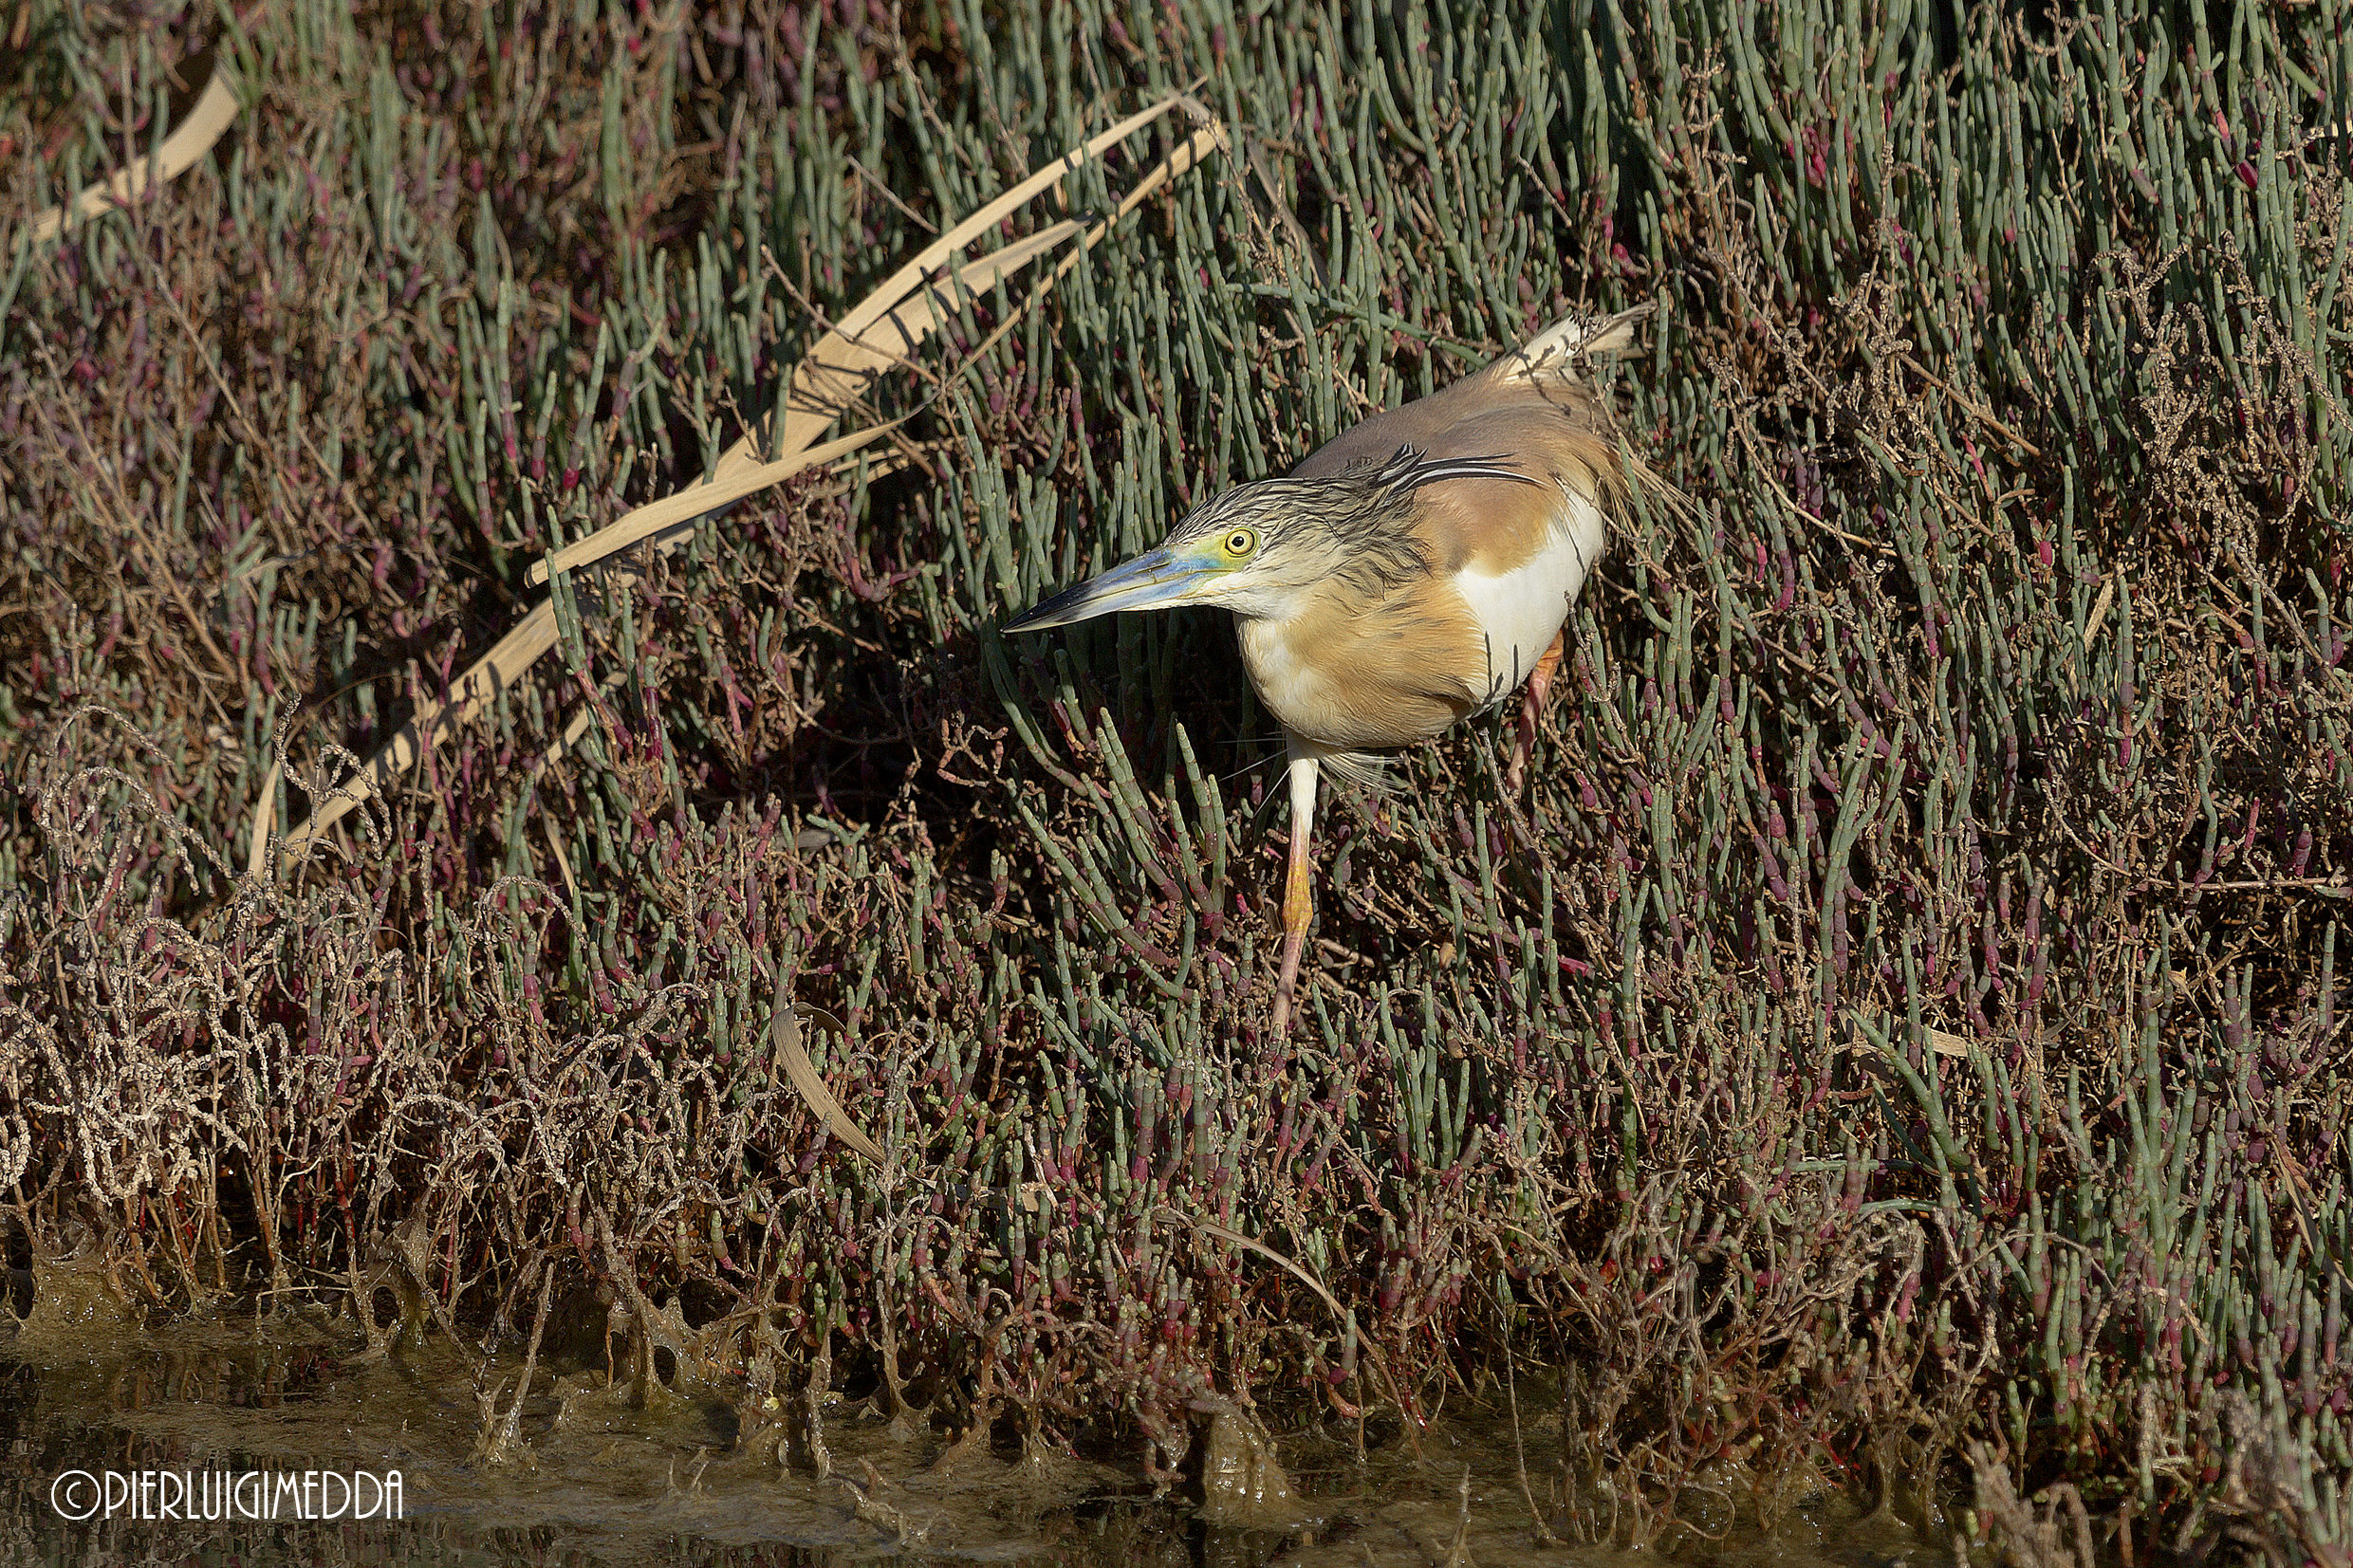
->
[1842, 1028, 1974, 1065]
[770, 1001, 887, 1168]
[1158, 1208, 1347, 1325]
[763, 91, 1205, 458]
[273, 94, 1226, 863]
[1925, 1027, 1974, 1060]
[2084, 576, 2116, 653]
[528, 89, 1215, 589]
[277, 597, 562, 857]
[28, 67, 241, 244]
[245, 752, 279, 878]
[993, 1164, 1351, 1327]
[541, 806, 581, 907]
[528, 692, 602, 783]
[1155, 1205, 1406, 1421]
[270, 441, 908, 858]
[529, 423, 904, 584]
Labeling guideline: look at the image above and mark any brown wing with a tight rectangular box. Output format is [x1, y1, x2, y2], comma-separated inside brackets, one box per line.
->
[1302, 371, 1622, 579]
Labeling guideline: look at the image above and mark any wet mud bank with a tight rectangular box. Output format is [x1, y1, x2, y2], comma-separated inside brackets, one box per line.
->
[2, 1309, 1932, 1566]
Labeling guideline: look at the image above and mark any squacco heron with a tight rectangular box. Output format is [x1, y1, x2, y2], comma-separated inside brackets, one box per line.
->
[1006, 306, 1668, 1032]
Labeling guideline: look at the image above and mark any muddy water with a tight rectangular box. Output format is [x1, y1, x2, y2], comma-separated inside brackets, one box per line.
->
[1, 1308, 1937, 1566]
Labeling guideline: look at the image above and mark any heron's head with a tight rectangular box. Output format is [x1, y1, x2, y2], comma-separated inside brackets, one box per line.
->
[1003, 452, 1477, 634]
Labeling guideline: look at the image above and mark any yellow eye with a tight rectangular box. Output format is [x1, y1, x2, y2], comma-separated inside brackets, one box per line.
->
[1222, 526, 1259, 558]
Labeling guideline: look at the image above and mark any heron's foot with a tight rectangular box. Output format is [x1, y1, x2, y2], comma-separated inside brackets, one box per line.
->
[1271, 824, 1316, 1036]
[1271, 744, 1322, 1037]
[1504, 633, 1567, 795]
[1271, 925, 1306, 1036]
[1505, 700, 1540, 794]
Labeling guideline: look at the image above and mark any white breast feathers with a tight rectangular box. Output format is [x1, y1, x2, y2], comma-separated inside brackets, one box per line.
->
[1447, 485, 1606, 710]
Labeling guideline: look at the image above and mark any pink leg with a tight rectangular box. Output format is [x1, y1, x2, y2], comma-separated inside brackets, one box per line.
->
[1505, 632, 1566, 795]
[1270, 747, 1320, 1036]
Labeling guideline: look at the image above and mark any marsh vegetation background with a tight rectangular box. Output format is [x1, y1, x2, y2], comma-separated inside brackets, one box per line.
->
[1, 0, 2348, 1558]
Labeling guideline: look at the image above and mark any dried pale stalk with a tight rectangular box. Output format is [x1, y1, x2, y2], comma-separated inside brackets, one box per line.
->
[1158, 1208, 1347, 1324]
[28, 67, 242, 243]
[770, 1002, 887, 1168]
[274, 595, 563, 858]
[269, 94, 1228, 862]
[245, 754, 280, 878]
[529, 424, 904, 585]
[528, 91, 1220, 588]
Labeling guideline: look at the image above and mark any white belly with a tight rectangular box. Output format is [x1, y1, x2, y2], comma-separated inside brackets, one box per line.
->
[1449, 489, 1605, 709]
